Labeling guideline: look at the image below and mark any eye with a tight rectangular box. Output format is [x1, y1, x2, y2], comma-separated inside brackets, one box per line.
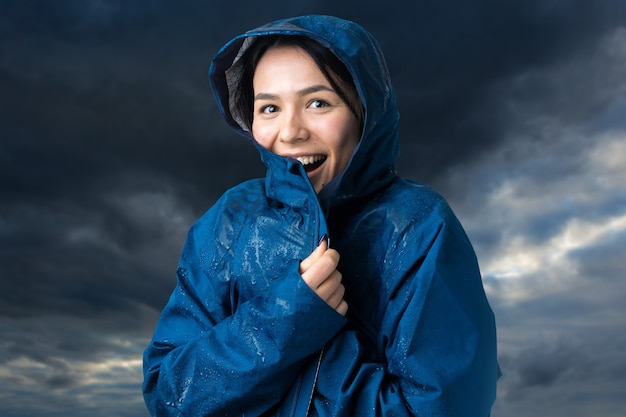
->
[260, 104, 278, 114]
[309, 99, 329, 109]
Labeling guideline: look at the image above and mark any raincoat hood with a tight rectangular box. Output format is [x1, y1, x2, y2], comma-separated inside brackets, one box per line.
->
[209, 15, 400, 207]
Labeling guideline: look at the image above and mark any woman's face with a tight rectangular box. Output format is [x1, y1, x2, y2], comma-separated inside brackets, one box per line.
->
[251, 45, 360, 194]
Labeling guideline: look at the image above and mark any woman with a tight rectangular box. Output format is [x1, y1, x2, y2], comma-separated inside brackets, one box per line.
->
[143, 15, 499, 416]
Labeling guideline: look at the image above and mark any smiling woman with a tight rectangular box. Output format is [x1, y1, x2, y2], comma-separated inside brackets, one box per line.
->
[251, 45, 361, 194]
[142, 15, 499, 417]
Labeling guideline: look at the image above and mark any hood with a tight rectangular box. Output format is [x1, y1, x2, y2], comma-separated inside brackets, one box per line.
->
[209, 15, 400, 208]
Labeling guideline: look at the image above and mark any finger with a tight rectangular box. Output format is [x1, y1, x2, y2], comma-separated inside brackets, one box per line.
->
[323, 279, 345, 307]
[301, 249, 340, 288]
[335, 299, 349, 316]
[299, 239, 327, 274]
[314, 270, 343, 301]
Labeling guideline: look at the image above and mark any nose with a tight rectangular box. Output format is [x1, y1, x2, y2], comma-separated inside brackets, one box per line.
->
[278, 109, 308, 144]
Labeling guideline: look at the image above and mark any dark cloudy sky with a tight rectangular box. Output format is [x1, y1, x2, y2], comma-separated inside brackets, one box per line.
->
[1, 1, 625, 416]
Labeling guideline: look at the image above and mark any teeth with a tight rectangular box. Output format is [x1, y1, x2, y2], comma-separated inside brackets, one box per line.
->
[296, 155, 325, 166]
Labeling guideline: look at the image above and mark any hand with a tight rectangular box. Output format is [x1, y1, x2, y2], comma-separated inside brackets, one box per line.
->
[299, 239, 348, 316]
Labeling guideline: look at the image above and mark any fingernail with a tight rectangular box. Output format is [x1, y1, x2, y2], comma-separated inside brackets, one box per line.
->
[318, 234, 328, 246]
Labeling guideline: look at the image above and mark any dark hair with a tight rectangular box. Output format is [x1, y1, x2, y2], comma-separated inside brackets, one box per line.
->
[230, 35, 364, 132]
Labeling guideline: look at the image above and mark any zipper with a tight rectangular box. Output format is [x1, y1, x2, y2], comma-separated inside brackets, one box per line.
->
[304, 347, 325, 416]
[292, 161, 329, 416]
[291, 346, 325, 417]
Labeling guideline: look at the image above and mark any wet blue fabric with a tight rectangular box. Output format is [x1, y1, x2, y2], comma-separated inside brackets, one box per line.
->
[143, 15, 499, 416]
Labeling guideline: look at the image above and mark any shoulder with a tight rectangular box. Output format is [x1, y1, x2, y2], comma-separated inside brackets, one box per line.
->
[201, 179, 266, 218]
[372, 177, 475, 250]
[217, 178, 267, 207]
[377, 177, 457, 226]
[188, 179, 267, 237]
[178, 179, 268, 266]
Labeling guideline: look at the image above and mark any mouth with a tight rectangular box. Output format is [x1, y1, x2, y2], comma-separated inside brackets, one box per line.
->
[296, 155, 327, 173]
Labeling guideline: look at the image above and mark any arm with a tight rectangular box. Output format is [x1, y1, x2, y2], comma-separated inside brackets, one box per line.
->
[142, 209, 346, 416]
[315, 207, 499, 416]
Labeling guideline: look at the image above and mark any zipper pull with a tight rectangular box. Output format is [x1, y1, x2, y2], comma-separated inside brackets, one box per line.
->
[317, 234, 329, 247]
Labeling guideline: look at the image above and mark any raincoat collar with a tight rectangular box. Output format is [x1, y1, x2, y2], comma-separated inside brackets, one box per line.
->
[209, 15, 400, 209]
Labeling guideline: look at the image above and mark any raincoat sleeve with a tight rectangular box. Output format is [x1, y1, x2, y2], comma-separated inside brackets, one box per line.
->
[142, 189, 346, 416]
[315, 198, 499, 416]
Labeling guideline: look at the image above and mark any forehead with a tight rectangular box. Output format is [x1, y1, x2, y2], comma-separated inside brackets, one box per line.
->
[253, 45, 329, 86]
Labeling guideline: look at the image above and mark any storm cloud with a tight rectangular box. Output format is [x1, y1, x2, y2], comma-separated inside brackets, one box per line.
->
[1, 1, 625, 416]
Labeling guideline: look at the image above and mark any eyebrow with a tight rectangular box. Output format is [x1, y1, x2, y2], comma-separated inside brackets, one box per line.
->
[254, 84, 335, 101]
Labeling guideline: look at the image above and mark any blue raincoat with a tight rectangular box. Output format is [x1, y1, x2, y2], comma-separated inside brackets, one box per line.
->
[143, 15, 499, 416]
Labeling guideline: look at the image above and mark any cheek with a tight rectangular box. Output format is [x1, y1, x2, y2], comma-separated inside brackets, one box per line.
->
[251, 123, 274, 150]
[328, 117, 359, 155]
